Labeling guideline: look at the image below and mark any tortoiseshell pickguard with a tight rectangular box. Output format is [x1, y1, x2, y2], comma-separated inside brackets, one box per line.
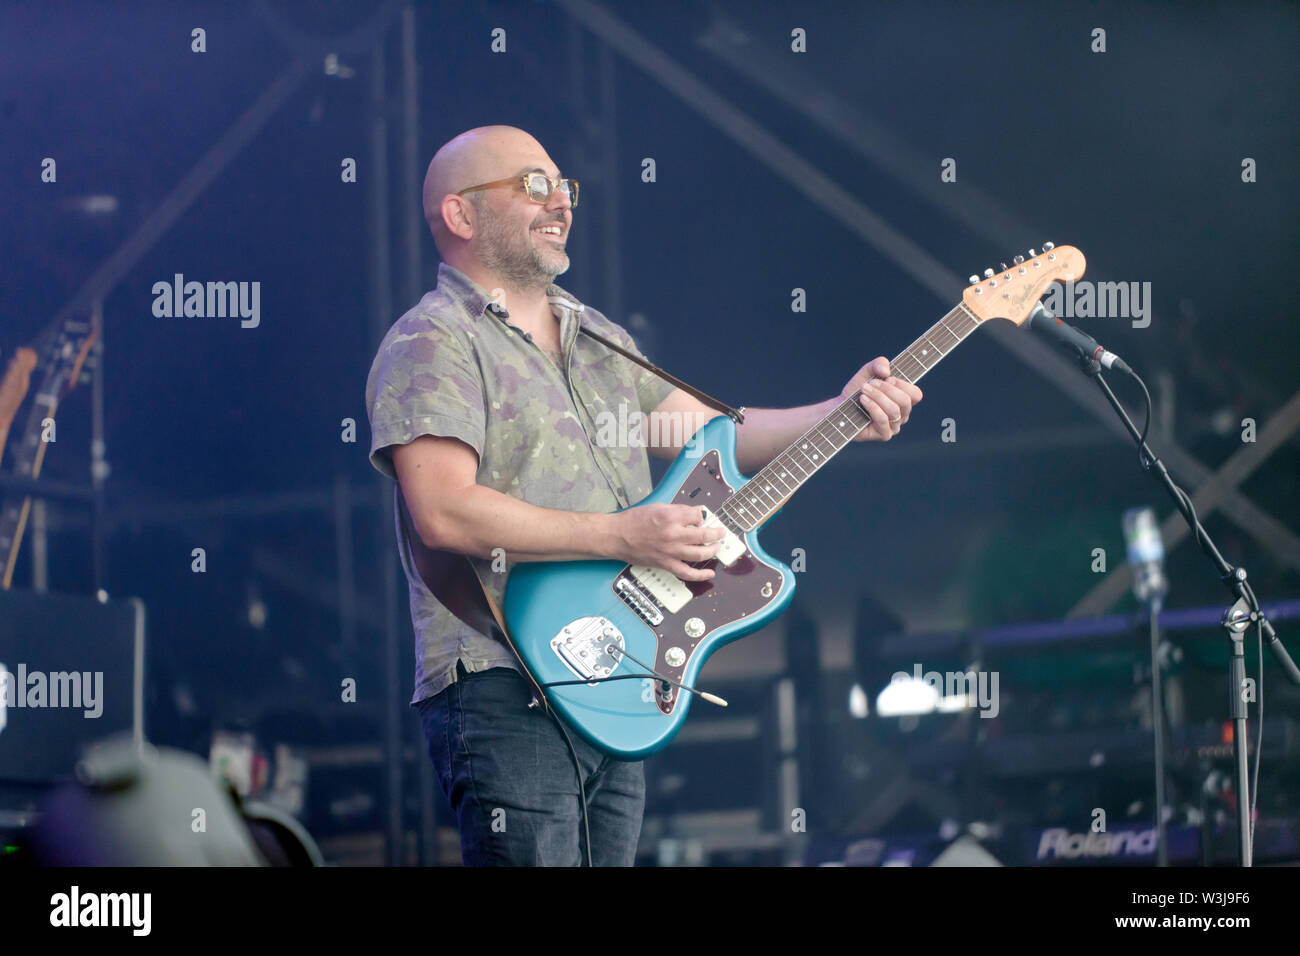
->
[610, 449, 786, 715]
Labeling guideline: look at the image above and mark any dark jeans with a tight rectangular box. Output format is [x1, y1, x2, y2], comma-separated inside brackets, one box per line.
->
[415, 661, 645, 866]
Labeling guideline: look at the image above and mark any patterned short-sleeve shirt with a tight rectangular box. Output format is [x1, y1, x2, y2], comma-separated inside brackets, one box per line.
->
[365, 262, 677, 704]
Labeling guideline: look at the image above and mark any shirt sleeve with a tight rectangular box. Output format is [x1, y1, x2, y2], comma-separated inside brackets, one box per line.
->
[366, 321, 486, 480]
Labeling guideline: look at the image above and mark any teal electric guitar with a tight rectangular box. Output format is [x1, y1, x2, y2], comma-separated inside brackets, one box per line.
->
[502, 246, 1087, 758]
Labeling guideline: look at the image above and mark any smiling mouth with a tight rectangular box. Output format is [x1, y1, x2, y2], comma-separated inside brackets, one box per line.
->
[532, 224, 566, 243]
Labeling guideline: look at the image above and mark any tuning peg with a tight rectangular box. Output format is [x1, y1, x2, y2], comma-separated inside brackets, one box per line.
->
[1027, 248, 1037, 257]
[1001, 262, 1009, 271]
[1042, 241, 1054, 251]
[1013, 255, 1024, 265]
[983, 268, 994, 278]
[969, 274, 980, 284]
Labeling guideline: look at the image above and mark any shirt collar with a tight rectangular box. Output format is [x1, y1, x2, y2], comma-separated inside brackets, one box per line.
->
[436, 261, 587, 321]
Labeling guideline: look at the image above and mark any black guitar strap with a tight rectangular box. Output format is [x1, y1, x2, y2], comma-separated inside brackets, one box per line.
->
[577, 324, 745, 425]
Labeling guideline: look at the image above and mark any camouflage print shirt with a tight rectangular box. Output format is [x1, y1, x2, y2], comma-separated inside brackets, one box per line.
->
[365, 262, 676, 705]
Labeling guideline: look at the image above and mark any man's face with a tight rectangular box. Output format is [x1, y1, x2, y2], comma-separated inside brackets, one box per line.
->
[472, 165, 572, 291]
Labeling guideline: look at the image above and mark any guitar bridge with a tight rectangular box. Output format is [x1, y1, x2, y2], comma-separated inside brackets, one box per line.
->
[550, 617, 625, 683]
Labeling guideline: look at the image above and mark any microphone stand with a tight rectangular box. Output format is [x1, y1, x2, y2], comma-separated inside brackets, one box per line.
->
[1144, 588, 1169, 866]
[1075, 353, 1300, 867]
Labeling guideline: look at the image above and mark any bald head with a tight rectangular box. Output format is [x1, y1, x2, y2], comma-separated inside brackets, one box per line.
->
[423, 126, 557, 254]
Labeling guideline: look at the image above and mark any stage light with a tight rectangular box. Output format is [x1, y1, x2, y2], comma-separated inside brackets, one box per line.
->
[847, 682, 870, 718]
[875, 676, 940, 717]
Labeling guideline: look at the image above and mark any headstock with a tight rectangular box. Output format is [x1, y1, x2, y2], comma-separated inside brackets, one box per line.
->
[961, 243, 1086, 326]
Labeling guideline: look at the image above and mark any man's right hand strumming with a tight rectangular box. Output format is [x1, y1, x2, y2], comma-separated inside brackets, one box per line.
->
[602, 503, 725, 583]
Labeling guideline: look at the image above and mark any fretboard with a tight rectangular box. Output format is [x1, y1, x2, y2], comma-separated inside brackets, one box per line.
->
[717, 302, 983, 533]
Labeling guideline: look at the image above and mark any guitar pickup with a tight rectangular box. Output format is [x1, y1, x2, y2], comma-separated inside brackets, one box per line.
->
[626, 507, 747, 614]
[698, 506, 746, 567]
[628, 564, 692, 614]
[615, 577, 664, 625]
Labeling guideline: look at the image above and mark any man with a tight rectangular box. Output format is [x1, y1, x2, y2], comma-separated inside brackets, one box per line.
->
[365, 125, 921, 866]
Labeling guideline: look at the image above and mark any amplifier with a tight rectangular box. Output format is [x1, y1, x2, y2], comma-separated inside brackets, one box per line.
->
[0, 590, 145, 791]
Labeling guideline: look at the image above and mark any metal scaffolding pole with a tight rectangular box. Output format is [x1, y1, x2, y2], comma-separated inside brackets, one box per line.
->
[368, 27, 405, 868]
[398, 1, 439, 867]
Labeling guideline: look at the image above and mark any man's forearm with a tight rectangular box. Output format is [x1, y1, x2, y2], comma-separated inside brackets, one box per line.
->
[423, 484, 616, 563]
[734, 396, 842, 473]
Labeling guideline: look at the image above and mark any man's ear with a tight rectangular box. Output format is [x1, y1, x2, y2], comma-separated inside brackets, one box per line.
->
[441, 194, 475, 241]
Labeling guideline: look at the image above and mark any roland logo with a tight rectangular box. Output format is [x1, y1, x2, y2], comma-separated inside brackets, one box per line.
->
[1037, 827, 1157, 860]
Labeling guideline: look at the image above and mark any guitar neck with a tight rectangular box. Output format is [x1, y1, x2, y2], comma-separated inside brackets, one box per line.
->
[717, 301, 985, 533]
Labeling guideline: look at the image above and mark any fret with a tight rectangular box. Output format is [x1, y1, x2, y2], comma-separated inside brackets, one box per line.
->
[779, 450, 806, 472]
[953, 305, 979, 328]
[906, 348, 934, 372]
[765, 463, 795, 495]
[927, 323, 960, 351]
[935, 315, 963, 346]
[893, 356, 925, 381]
[824, 413, 854, 441]
[744, 480, 780, 511]
[825, 431, 851, 454]
[753, 477, 784, 505]
[793, 442, 819, 468]
[914, 333, 945, 362]
[782, 453, 811, 480]
[810, 425, 838, 454]
[889, 307, 983, 386]
[825, 414, 855, 442]
[801, 437, 828, 464]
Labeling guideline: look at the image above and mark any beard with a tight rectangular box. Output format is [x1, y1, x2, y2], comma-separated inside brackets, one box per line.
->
[474, 199, 569, 293]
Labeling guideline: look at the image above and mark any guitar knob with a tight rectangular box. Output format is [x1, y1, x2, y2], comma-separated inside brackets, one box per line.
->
[983, 268, 994, 278]
[1043, 241, 1054, 251]
[968, 274, 980, 285]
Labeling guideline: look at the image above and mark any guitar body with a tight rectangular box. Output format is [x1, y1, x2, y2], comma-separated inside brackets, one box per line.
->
[503, 415, 796, 759]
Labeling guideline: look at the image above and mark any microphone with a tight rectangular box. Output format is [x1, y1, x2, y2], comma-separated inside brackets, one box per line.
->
[1029, 303, 1133, 375]
[1123, 507, 1168, 609]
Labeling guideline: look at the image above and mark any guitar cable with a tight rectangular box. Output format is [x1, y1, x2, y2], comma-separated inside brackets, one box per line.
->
[531, 556, 731, 866]
[539, 644, 728, 706]
[536, 645, 726, 868]
[541, 708, 594, 867]
[538, 552, 732, 704]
